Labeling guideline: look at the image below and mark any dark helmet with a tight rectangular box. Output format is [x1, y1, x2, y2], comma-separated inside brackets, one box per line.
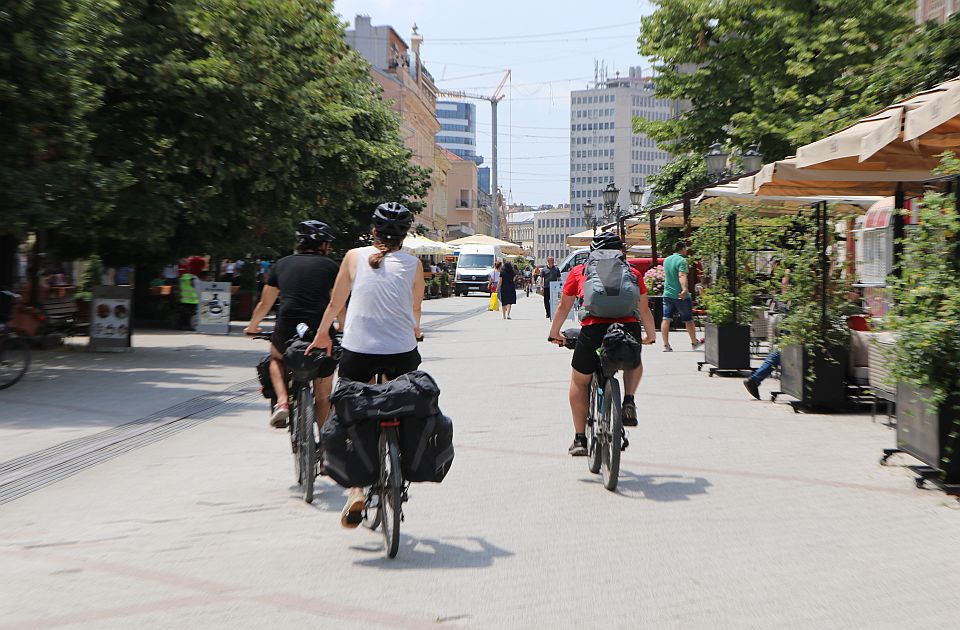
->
[296, 220, 336, 247]
[372, 202, 414, 237]
[590, 230, 624, 251]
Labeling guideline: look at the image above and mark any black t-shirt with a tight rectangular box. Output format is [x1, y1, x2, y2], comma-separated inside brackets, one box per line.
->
[266, 253, 339, 321]
[542, 265, 562, 283]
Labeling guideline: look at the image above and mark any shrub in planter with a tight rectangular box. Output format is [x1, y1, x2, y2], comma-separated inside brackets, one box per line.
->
[701, 286, 754, 370]
[885, 160, 960, 480]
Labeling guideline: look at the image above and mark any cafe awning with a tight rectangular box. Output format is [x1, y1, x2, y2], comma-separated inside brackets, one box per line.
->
[446, 233, 527, 256]
[749, 157, 930, 197]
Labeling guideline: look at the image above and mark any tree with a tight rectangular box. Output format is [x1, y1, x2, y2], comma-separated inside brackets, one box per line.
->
[60, 0, 429, 265]
[646, 152, 710, 204]
[636, 0, 914, 162]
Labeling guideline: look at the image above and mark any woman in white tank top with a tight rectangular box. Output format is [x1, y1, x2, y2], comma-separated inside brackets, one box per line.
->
[307, 202, 425, 528]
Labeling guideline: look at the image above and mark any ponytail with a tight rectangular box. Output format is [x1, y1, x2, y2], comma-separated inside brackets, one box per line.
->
[369, 233, 403, 269]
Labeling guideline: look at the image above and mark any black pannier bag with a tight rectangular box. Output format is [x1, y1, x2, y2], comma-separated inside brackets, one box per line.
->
[330, 370, 441, 423]
[400, 413, 454, 483]
[601, 323, 643, 375]
[320, 411, 379, 488]
[256, 355, 275, 400]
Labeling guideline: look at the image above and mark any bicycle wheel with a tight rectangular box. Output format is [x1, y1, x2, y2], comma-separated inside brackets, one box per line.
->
[298, 386, 316, 504]
[379, 429, 402, 559]
[288, 398, 302, 484]
[601, 377, 622, 492]
[0, 336, 30, 390]
[587, 376, 602, 474]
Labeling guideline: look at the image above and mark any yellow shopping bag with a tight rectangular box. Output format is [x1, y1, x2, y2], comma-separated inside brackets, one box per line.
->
[489, 292, 499, 311]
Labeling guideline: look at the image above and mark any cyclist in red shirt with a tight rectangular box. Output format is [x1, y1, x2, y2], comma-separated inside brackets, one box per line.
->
[547, 231, 656, 456]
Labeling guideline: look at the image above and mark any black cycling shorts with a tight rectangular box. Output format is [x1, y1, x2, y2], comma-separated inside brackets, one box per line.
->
[338, 348, 421, 383]
[571, 322, 644, 375]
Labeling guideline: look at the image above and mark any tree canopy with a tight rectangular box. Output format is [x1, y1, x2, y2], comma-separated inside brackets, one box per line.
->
[2, 0, 429, 266]
[637, 0, 916, 164]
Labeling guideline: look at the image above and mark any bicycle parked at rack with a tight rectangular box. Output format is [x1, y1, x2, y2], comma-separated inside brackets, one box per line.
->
[0, 291, 30, 390]
[252, 328, 338, 504]
[560, 329, 625, 491]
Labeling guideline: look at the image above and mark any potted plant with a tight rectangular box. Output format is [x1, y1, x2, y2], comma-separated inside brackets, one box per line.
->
[777, 213, 855, 410]
[439, 271, 451, 297]
[700, 285, 755, 371]
[429, 276, 441, 297]
[643, 265, 665, 330]
[884, 157, 960, 483]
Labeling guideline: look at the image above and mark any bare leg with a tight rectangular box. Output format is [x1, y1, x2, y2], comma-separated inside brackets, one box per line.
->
[660, 317, 671, 348]
[269, 346, 288, 404]
[312, 375, 333, 430]
[569, 370, 592, 434]
[622, 364, 643, 395]
[685, 320, 699, 343]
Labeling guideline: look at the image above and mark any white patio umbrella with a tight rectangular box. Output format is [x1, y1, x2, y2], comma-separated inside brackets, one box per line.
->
[401, 235, 453, 256]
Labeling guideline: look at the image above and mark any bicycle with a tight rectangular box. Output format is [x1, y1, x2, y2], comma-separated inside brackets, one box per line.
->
[0, 291, 30, 390]
[252, 328, 336, 504]
[557, 329, 624, 492]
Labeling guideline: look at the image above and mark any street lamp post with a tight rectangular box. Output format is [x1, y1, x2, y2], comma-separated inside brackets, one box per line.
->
[705, 141, 729, 179]
[630, 184, 656, 263]
[583, 199, 597, 235]
[602, 182, 621, 240]
[742, 143, 763, 173]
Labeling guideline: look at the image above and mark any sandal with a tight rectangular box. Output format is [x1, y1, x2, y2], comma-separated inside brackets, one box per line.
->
[340, 491, 365, 529]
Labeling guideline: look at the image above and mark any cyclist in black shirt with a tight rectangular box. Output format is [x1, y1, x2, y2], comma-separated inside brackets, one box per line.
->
[245, 221, 340, 429]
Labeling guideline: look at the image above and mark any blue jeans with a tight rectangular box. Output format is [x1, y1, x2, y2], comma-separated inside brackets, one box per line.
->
[749, 349, 780, 384]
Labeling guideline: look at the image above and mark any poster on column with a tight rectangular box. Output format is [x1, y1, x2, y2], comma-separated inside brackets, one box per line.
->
[89, 285, 133, 351]
[196, 281, 232, 334]
[549, 272, 577, 323]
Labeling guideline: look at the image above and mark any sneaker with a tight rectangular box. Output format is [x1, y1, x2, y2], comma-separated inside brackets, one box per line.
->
[691, 338, 705, 350]
[340, 490, 366, 529]
[269, 404, 289, 429]
[663, 345, 673, 352]
[568, 435, 588, 457]
[622, 400, 638, 427]
[743, 378, 761, 400]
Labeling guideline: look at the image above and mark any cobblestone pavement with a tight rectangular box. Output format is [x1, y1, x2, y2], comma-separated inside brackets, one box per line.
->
[1, 295, 958, 629]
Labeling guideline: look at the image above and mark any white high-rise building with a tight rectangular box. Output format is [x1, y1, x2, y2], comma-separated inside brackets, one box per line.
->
[569, 67, 683, 224]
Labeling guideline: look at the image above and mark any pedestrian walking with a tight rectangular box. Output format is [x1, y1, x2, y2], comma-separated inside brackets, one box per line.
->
[660, 242, 703, 351]
[488, 261, 501, 311]
[541, 257, 561, 319]
[499, 260, 517, 319]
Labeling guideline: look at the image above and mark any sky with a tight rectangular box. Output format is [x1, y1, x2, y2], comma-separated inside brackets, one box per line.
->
[333, 0, 655, 207]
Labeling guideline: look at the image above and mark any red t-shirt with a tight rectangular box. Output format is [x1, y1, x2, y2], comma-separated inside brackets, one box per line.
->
[562, 263, 647, 327]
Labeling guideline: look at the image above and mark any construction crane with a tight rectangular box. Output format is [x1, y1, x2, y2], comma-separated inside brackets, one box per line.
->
[438, 69, 511, 239]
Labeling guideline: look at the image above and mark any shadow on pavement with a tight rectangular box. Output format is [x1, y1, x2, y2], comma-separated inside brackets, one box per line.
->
[351, 535, 513, 570]
[579, 471, 712, 501]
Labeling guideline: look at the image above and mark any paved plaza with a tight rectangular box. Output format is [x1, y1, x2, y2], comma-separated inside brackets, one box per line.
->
[1, 295, 959, 629]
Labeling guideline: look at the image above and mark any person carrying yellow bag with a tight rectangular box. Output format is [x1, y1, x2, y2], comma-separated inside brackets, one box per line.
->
[488, 261, 501, 311]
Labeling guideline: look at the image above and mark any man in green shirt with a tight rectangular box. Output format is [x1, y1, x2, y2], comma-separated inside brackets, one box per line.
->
[661, 242, 703, 352]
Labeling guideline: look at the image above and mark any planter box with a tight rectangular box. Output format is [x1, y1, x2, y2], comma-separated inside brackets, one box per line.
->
[897, 384, 960, 484]
[648, 296, 663, 330]
[780, 344, 848, 409]
[704, 323, 751, 370]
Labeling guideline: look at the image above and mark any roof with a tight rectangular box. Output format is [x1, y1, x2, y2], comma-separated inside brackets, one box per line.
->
[507, 211, 539, 223]
[439, 147, 463, 162]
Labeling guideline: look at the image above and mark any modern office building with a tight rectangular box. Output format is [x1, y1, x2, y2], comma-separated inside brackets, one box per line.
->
[916, 0, 960, 23]
[436, 101, 484, 164]
[568, 67, 683, 223]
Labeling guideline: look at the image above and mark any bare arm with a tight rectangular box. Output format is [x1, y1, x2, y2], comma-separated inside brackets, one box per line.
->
[547, 294, 577, 342]
[413, 260, 424, 338]
[638, 293, 656, 344]
[244, 285, 279, 334]
[678, 271, 689, 299]
[308, 250, 356, 355]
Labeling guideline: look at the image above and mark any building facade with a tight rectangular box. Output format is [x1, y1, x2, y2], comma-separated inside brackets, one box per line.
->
[507, 211, 536, 253]
[443, 148, 483, 239]
[568, 67, 681, 223]
[345, 17, 442, 236]
[533, 205, 575, 266]
[916, 0, 960, 23]
[436, 101, 484, 165]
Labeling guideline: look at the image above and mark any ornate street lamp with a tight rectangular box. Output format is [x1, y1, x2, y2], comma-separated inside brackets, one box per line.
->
[583, 199, 597, 235]
[602, 182, 622, 239]
[704, 141, 729, 178]
[742, 143, 764, 173]
[629, 185, 643, 208]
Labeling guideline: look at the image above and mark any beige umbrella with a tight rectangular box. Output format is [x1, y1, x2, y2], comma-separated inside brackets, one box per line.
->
[446, 233, 526, 256]
[795, 77, 960, 172]
[750, 157, 930, 197]
[402, 235, 454, 256]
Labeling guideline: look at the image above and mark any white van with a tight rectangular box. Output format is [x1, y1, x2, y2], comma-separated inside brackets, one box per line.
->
[454, 244, 502, 296]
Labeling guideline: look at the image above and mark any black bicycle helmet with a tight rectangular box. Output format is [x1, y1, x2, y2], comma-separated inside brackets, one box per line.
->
[371, 202, 414, 237]
[296, 220, 336, 247]
[590, 230, 624, 251]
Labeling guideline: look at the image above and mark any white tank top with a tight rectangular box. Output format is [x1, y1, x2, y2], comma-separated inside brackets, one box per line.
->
[342, 246, 419, 355]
